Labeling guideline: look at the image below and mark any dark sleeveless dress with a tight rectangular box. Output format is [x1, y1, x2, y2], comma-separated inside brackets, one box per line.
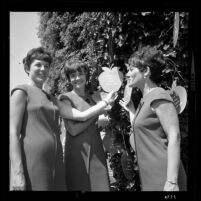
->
[131, 87, 187, 191]
[10, 84, 66, 191]
[59, 91, 110, 191]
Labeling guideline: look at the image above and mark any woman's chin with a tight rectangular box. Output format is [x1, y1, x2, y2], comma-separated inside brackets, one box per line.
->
[128, 82, 135, 88]
[75, 84, 84, 90]
[36, 78, 45, 84]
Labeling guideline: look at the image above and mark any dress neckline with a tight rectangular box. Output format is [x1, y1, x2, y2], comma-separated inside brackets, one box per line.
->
[142, 87, 159, 101]
[71, 90, 91, 103]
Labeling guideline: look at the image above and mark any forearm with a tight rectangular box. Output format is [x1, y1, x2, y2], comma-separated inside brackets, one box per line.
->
[74, 100, 108, 121]
[58, 100, 107, 121]
[10, 132, 24, 175]
[129, 111, 135, 126]
[167, 134, 181, 182]
[9, 133, 26, 190]
[125, 100, 136, 125]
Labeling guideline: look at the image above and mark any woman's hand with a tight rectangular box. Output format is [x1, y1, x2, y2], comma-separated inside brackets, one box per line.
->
[103, 91, 118, 105]
[119, 98, 135, 113]
[163, 181, 179, 191]
[10, 172, 26, 191]
[119, 99, 136, 126]
[102, 104, 112, 112]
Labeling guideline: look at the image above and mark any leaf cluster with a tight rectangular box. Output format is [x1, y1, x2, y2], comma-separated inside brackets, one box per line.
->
[38, 11, 189, 191]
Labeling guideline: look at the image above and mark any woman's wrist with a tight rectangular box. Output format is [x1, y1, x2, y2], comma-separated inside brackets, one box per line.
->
[166, 180, 178, 185]
[102, 99, 109, 106]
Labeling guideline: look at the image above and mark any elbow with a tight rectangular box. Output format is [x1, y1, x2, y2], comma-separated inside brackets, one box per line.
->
[61, 109, 87, 121]
[76, 114, 87, 122]
[67, 127, 80, 136]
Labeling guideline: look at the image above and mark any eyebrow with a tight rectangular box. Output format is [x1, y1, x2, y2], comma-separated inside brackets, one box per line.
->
[34, 60, 49, 64]
[70, 68, 85, 73]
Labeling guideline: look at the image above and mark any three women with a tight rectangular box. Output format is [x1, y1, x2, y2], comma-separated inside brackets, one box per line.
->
[10, 45, 187, 191]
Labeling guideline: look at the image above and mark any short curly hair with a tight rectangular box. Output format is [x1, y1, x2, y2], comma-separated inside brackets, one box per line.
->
[22, 47, 52, 75]
[128, 45, 166, 84]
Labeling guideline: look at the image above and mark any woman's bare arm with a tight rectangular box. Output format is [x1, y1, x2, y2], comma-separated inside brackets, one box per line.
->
[152, 100, 180, 191]
[61, 99, 98, 136]
[64, 116, 97, 136]
[119, 99, 136, 125]
[57, 91, 117, 121]
[10, 90, 27, 190]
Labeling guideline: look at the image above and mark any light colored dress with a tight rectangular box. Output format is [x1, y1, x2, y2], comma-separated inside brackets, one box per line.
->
[10, 84, 66, 191]
[59, 91, 110, 191]
[131, 87, 187, 191]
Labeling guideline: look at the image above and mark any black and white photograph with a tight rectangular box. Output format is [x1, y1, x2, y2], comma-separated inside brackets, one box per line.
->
[4, 1, 199, 200]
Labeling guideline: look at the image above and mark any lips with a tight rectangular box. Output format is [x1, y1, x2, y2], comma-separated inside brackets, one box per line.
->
[127, 78, 132, 83]
[75, 80, 84, 85]
[38, 73, 46, 79]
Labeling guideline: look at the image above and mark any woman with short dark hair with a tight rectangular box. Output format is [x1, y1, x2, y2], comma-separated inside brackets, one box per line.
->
[58, 59, 111, 191]
[120, 45, 187, 191]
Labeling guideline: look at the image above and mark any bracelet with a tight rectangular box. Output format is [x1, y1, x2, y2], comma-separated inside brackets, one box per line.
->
[167, 180, 177, 185]
[102, 99, 109, 106]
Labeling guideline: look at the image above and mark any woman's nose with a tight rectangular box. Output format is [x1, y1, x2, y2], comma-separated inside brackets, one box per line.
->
[75, 74, 81, 80]
[41, 65, 46, 71]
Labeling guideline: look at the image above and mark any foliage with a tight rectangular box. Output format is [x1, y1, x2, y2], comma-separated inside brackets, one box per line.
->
[38, 11, 189, 191]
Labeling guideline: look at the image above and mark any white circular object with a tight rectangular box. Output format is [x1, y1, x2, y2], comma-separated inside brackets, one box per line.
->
[98, 67, 123, 92]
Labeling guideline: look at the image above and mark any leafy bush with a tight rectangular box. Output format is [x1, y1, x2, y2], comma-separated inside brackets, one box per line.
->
[38, 11, 189, 191]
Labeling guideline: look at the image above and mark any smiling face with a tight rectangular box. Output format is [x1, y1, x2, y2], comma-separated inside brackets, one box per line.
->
[69, 68, 87, 90]
[27, 59, 50, 86]
[126, 65, 146, 89]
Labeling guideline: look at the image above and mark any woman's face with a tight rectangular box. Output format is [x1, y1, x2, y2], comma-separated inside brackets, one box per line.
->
[126, 65, 145, 89]
[69, 69, 87, 90]
[28, 59, 50, 85]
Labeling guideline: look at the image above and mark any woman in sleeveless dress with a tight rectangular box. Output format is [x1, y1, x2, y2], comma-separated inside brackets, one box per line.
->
[120, 45, 187, 191]
[9, 47, 117, 191]
[58, 60, 110, 191]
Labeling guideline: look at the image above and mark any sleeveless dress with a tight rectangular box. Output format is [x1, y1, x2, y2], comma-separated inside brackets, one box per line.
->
[10, 84, 66, 191]
[131, 87, 187, 191]
[59, 91, 110, 191]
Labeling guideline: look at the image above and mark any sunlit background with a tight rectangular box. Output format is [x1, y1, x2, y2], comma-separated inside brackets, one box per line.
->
[10, 12, 40, 91]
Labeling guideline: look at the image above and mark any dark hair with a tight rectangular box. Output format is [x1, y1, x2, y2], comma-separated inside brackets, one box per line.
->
[128, 45, 166, 84]
[64, 59, 89, 82]
[23, 47, 52, 75]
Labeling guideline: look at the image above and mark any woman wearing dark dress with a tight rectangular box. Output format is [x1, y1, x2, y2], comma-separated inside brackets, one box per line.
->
[58, 60, 110, 191]
[9, 47, 117, 191]
[120, 45, 187, 191]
